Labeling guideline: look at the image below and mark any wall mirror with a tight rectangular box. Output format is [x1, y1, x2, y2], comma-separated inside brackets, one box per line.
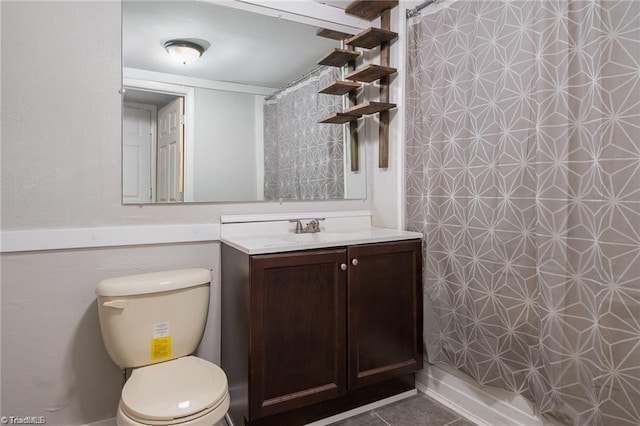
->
[122, 0, 366, 204]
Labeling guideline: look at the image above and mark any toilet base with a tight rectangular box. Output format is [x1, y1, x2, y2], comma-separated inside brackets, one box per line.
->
[116, 392, 230, 426]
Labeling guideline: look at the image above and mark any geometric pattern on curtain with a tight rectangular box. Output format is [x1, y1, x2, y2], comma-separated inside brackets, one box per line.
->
[263, 67, 345, 200]
[405, 2, 640, 425]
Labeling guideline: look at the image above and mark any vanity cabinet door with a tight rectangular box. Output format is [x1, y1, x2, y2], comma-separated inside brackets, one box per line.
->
[347, 240, 423, 389]
[250, 249, 347, 419]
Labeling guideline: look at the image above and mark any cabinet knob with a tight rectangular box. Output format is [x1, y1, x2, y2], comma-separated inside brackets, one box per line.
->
[351, 258, 359, 266]
[340, 263, 347, 271]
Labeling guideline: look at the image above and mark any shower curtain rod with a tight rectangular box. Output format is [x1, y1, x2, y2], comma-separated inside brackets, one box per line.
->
[265, 65, 325, 101]
[406, 0, 438, 18]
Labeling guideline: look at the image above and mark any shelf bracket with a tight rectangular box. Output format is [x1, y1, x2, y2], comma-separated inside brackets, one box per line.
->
[379, 9, 392, 169]
[347, 44, 360, 172]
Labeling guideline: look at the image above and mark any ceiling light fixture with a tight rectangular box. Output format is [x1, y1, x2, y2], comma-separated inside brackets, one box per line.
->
[164, 40, 206, 64]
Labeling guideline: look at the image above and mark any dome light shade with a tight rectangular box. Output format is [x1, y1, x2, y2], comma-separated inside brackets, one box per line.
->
[164, 40, 206, 64]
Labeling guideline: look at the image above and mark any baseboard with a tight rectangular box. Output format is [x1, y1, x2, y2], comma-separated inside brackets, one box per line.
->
[305, 389, 417, 426]
[416, 363, 561, 426]
[223, 390, 416, 426]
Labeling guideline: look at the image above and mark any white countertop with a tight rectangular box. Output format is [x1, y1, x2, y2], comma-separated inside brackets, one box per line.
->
[220, 213, 422, 255]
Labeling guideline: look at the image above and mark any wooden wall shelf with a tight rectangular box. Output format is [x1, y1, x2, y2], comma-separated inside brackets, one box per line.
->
[344, 101, 396, 116]
[319, 80, 362, 95]
[347, 28, 398, 49]
[318, 113, 361, 124]
[345, 0, 398, 20]
[316, 1, 399, 170]
[346, 64, 397, 83]
[318, 48, 361, 67]
[316, 28, 353, 40]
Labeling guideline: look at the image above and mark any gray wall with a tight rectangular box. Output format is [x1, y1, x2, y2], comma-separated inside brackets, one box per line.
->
[1, 244, 219, 424]
[0, 1, 373, 424]
[0, 0, 367, 230]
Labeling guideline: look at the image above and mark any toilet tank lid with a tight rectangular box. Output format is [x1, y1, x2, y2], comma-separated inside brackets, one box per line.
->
[96, 268, 211, 297]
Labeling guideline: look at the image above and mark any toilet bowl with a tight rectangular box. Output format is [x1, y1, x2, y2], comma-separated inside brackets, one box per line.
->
[96, 269, 229, 426]
[116, 357, 229, 426]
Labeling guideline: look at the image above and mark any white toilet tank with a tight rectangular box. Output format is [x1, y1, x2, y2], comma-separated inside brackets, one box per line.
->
[96, 268, 212, 369]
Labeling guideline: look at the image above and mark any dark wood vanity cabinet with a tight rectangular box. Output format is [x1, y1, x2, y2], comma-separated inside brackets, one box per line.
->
[222, 239, 422, 426]
[250, 249, 348, 418]
[347, 242, 423, 389]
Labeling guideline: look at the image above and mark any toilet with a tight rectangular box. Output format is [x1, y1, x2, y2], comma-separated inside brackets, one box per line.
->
[96, 268, 230, 426]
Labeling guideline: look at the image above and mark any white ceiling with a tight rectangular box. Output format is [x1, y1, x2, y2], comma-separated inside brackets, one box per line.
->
[123, 1, 341, 89]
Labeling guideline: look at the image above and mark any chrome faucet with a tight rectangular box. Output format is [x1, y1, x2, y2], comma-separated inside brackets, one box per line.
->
[289, 218, 325, 234]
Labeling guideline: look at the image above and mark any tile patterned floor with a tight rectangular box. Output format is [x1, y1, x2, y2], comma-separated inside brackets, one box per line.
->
[330, 394, 477, 426]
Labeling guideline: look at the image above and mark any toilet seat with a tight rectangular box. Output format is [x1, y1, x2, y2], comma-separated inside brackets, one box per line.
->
[120, 356, 228, 425]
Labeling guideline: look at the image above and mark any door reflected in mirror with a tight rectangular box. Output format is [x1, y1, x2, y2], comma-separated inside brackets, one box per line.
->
[122, 1, 366, 204]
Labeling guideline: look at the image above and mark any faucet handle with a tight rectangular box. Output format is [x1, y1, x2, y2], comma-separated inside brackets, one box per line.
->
[289, 219, 303, 234]
[308, 218, 325, 232]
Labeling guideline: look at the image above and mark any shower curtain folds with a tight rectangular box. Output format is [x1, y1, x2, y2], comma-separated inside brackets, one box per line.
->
[404, 1, 640, 425]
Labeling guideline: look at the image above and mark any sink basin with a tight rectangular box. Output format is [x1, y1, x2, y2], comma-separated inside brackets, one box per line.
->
[283, 232, 363, 243]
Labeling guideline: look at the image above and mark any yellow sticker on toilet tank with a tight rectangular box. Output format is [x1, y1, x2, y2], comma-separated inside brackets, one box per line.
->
[151, 336, 171, 360]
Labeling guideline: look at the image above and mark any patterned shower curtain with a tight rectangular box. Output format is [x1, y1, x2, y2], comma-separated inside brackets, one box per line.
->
[405, 1, 639, 425]
[263, 67, 345, 201]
